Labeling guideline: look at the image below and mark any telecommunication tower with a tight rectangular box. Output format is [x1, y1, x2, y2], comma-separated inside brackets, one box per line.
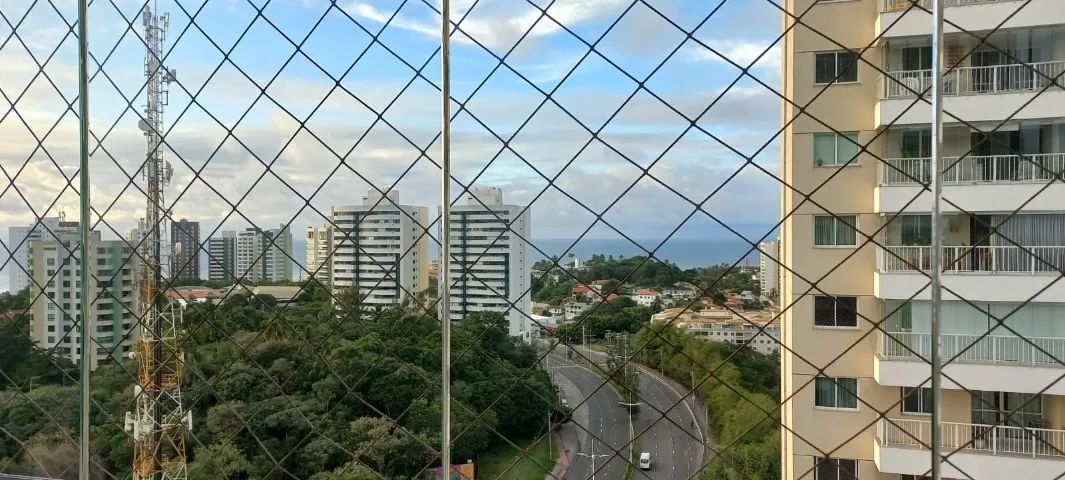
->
[123, 5, 190, 480]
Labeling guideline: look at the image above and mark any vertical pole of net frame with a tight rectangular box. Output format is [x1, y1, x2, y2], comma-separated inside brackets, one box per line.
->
[76, 0, 92, 476]
[439, 0, 453, 475]
[929, 0, 945, 478]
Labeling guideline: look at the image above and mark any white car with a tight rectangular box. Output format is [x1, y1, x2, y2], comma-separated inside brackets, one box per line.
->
[639, 452, 651, 470]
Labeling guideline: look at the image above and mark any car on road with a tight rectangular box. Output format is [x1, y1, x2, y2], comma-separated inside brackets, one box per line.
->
[639, 452, 651, 470]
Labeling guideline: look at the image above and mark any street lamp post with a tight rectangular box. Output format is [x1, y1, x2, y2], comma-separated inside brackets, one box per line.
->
[575, 440, 610, 480]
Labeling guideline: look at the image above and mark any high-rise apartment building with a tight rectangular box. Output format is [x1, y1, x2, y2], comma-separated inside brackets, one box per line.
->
[759, 239, 780, 302]
[446, 187, 531, 342]
[236, 229, 263, 282]
[8, 217, 80, 293]
[781, 2, 1065, 479]
[235, 225, 293, 283]
[263, 224, 293, 282]
[170, 218, 200, 281]
[330, 190, 429, 309]
[27, 229, 139, 370]
[207, 231, 237, 282]
[306, 225, 333, 285]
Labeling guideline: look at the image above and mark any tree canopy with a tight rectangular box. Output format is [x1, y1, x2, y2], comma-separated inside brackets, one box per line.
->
[0, 283, 558, 480]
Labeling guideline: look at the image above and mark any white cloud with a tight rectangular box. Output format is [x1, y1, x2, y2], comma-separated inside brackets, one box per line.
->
[343, 0, 630, 50]
[685, 39, 782, 70]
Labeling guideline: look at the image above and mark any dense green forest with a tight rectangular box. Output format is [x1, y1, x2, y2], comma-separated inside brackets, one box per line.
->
[633, 322, 780, 480]
[0, 285, 557, 479]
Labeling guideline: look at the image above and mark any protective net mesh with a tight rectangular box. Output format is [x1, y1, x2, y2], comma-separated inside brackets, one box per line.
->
[1, 0, 1063, 479]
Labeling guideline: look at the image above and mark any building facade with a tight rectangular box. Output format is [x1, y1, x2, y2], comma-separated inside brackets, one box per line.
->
[446, 187, 532, 342]
[781, 1, 1065, 479]
[633, 289, 661, 308]
[330, 190, 429, 309]
[27, 230, 139, 369]
[170, 218, 200, 281]
[234, 225, 292, 283]
[759, 239, 780, 302]
[306, 224, 333, 285]
[263, 225, 293, 282]
[207, 231, 236, 282]
[235, 229, 263, 282]
[8, 217, 80, 293]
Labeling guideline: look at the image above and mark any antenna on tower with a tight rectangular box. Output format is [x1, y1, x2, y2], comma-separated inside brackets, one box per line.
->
[126, 5, 189, 480]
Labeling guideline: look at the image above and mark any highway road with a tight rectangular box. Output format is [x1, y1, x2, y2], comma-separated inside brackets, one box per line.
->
[551, 353, 631, 480]
[548, 347, 708, 479]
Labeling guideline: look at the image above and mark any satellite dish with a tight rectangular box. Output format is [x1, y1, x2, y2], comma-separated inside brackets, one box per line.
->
[137, 119, 150, 132]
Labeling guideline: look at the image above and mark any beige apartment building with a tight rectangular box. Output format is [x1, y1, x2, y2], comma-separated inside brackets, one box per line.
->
[782, 1, 1065, 479]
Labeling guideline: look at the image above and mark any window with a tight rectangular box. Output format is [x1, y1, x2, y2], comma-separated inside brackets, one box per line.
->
[814, 296, 858, 328]
[901, 387, 933, 414]
[815, 377, 858, 410]
[814, 133, 860, 166]
[814, 215, 857, 247]
[901, 46, 932, 71]
[815, 458, 858, 480]
[899, 129, 931, 159]
[900, 215, 931, 246]
[815, 51, 859, 84]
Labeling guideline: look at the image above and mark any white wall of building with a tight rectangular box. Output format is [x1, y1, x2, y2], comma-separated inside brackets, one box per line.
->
[446, 187, 532, 342]
[8, 218, 79, 293]
[330, 190, 429, 308]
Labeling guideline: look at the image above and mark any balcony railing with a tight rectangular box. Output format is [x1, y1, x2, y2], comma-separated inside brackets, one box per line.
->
[881, 61, 1065, 98]
[881, 154, 1065, 185]
[879, 331, 1065, 366]
[882, 0, 1013, 12]
[878, 418, 1065, 458]
[879, 245, 1065, 274]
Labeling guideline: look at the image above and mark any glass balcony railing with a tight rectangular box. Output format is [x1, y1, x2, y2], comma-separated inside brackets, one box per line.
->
[882, 0, 1016, 13]
[880, 154, 1065, 185]
[878, 245, 1065, 273]
[878, 418, 1065, 458]
[881, 61, 1065, 98]
[879, 331, 1065, 366]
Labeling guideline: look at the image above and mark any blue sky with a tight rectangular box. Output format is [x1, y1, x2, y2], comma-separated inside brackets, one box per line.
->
[0, 0, 785, 284]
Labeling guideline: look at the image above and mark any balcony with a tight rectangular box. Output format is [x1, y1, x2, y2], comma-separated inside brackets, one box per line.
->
[875, 331, 1065, 394]
[876, 154, 1065, 213]
[882, 62, 1065, 99]
[881, 154, 1065, 185]
[875, 245, 1065, 302]
[877, 0, 1063, 38]
[883, 0, 1012, 11]
[876, 418, 1065, 477]
[875, 25, 1065, 127]
[880, 245, 1065, 273]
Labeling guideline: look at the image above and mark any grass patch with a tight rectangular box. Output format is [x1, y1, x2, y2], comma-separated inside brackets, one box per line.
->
[477, 435, 559, 480]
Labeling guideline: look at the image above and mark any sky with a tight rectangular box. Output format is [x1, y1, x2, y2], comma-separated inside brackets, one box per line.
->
[0, 0, 785, 288]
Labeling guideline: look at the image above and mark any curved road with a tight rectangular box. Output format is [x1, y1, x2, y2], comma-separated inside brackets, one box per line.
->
[551, 354, 631, 480]
[549, 347, 708, 479]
